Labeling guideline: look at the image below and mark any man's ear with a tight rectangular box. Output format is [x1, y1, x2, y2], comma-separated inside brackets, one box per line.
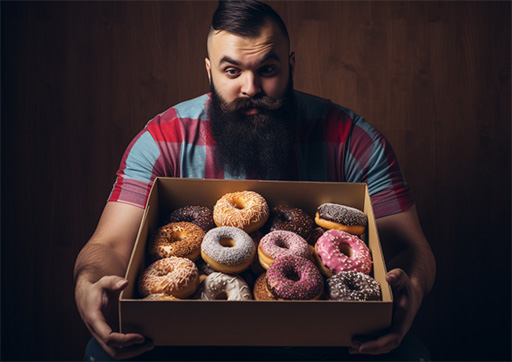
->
[205, 57, 212, 83]
[289, 52, 296, 76]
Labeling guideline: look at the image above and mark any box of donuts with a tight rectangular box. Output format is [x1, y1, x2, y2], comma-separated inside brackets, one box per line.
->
[119, 177, 392, 346]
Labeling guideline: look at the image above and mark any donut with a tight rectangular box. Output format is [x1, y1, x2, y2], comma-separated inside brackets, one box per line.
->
[315, 203, 367, 235]
[269, 205, 314, 240]
[201, 226, 256, 274]
[142, 293, 180, 301]
[253, 273, 277, 301]
[257, 230, 310, 270]
[308, 226, 327, 245]
[148, 222, 204, 261]
[326, 271, 382, 301]
[167, 206, 215, 232]
[138, 257, 199, 299]
[195, 272, 252, 300]
[213, 191, 269, 234]
[313, 229, 372, 277]
[266, 255, 324, 300]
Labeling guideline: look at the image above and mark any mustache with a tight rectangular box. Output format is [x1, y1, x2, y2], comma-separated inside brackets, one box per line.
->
[219, 95, 283, 113]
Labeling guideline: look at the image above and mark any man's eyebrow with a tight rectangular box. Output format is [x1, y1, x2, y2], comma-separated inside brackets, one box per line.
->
[218, 51, 281, 67]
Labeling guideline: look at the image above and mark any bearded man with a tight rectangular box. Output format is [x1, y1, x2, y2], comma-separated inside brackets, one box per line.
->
[74, 1, 435, 361]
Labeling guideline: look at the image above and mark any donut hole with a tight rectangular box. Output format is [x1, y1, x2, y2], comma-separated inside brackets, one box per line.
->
[172, 231, 187, 241]
[231, 200, 246, 210]
[338, 244, 353, 257]
[284, 269, 301, 282]
[275, 239, 289, 249]
[215, 292, 228, 300]
[219, 238, 236, 248]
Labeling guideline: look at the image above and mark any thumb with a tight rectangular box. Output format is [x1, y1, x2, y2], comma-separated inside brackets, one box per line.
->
[97, 275, 129, 292]
[386, 268, 409, 289]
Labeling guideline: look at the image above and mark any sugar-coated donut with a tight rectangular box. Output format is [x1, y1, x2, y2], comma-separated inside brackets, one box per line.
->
[167, 206, 215, 232]
[257, 230, 310, 270]
[195, 272, 252, 300]
[148, 222, 204, 262]
[314, 230, 372, 277]
[143, 293, 180, 301]
[269, 205, 314, 241]
[327, 271, 382, 301]
[201, 226, 256, 274]
[253, 273, 277, 301]
[315, 203, 367, 235]
[213, 191, 269, 233]
[266, 255, 324, 300]
[138, 257, 199, 299]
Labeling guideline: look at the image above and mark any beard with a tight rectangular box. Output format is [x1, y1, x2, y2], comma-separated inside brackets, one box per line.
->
[208, 74, 298, 179]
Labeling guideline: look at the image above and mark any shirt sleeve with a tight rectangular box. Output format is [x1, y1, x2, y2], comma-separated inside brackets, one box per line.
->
[344, 115, 414, 218]
[107, 127, 162, 208]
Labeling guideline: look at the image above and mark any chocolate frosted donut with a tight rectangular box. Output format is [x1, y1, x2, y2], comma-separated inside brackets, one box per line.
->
[326, 271, 381, 301]
[167, 206, 215, 232]
[315, 203, 367, 235]
[269, 205, 314, 240]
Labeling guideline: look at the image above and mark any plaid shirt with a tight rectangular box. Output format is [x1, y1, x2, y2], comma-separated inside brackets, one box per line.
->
[109, 91, 413, 218]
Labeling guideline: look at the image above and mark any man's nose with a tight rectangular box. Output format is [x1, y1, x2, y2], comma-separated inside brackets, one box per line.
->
[240, 72, 261, 98]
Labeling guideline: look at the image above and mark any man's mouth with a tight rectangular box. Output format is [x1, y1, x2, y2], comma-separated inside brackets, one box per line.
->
[244, 108, 260, 115]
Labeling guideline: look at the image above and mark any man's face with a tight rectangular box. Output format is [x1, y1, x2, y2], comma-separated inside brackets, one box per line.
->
[205, 20, 294, 108]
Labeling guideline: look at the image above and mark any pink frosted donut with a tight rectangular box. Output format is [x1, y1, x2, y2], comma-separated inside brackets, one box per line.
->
[257, 230, 310, 270]
[314, 230, 372, 277]
[266, 255, 324, 300]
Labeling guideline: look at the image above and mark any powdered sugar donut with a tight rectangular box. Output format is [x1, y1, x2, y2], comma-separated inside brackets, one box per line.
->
[257, 230, 310, 270]
[213, 191, 269, 233]
[195, 272, 252, 300]
[315, 203, 367, 235]
[138, 257, 199, 299]
[201, 226, 256, 274]
[314, 230, 372, 277]
[266, 255, 324, 300]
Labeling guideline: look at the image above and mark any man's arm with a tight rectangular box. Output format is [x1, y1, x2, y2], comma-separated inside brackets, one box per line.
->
[74, 201, 155, 359]
[350, 204, 436, 355]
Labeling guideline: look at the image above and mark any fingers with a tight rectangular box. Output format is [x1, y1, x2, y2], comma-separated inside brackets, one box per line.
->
[386, 268, 409, 289]
[350, 333, 402, 355]
[97, 275, 129, 292]
[94, 333, 155, 360]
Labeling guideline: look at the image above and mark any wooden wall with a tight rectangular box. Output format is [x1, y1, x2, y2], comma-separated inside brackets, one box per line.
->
[1, 1, 510, 361]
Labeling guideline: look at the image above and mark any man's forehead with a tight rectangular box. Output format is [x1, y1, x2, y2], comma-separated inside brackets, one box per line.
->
[207, 21, 288, 63]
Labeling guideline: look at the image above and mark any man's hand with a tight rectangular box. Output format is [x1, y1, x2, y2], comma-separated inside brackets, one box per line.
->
[349, 268, 422, 355]
[75, 274, 155, 360]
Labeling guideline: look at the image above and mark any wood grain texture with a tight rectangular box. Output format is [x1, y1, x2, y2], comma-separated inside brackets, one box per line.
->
[1, 1, 510, 361]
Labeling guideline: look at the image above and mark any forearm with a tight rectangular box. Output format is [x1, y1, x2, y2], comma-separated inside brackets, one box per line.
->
[74, 241, 129, 285]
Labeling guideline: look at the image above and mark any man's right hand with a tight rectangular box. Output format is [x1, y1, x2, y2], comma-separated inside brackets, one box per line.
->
[75, 274, 155, 360]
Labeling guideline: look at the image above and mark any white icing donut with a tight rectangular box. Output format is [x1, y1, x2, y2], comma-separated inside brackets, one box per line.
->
[213, 191, 269, 233]
[196, 272, 252, 300]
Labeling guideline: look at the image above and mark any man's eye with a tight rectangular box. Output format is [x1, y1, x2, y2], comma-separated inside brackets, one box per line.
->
[226, 69, 240, 76]
[260, 65, 276, 75]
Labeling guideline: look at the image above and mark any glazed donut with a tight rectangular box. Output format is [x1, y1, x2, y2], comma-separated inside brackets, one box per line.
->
[213, 191, 269, 234]
[138, 257, 199, 299]
[315, 203, 367, 235]
[253, 273, 277, 301]
[167, 206, 215, 232]
[148, 222, 204, 261]
[201, 226, 256, 274]
[314, 229, 372, 277]
[266, 255, 324, 300]
[195, 272, 252, 300]
[269, 205, 314, 240]
[142, 293, 180, 301]
[257, 230, 310, 270]
[327, 271, 382, 301]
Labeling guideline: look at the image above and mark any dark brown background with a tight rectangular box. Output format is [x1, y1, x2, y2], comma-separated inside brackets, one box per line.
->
[1, 1, 510, 361]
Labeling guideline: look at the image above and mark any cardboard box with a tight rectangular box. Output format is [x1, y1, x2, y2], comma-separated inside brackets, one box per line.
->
[119, 178, 392, 346]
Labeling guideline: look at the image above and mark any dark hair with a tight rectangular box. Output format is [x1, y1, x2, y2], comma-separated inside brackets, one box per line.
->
[210, 0, 289, 45]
